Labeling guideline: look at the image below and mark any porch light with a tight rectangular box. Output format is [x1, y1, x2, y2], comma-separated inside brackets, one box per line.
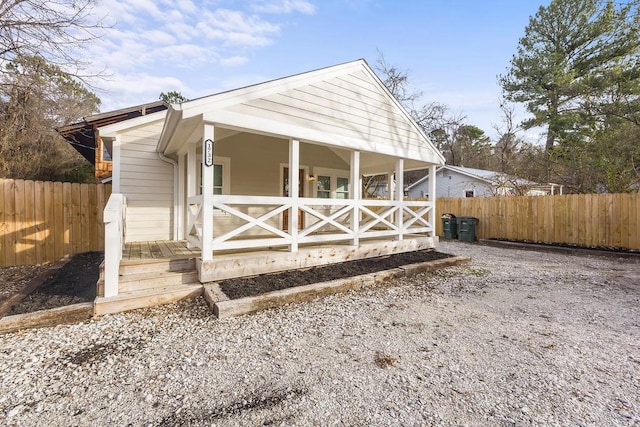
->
[308, 174, 315, 181]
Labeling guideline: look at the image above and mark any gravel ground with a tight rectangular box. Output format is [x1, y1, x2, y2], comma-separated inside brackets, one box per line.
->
[1, 241, 639, 426]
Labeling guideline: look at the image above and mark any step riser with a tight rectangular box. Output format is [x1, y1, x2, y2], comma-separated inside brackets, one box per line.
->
[119, 272, 199, 293]
[119, 258, 196, 275]
[94, 286, 203, 316]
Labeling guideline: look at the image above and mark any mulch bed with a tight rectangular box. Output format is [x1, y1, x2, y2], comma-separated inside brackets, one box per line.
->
[219, 249, 454, 299]
[7, 252, 103, 315]
[3, 249, 454, 315]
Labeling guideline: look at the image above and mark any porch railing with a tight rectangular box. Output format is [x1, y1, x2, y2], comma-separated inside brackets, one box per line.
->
[187, 195, 434, 253]
[103, 193, 126, 297]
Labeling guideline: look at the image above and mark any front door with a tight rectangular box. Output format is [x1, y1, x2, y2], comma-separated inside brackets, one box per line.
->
[282, 167, 305, 231]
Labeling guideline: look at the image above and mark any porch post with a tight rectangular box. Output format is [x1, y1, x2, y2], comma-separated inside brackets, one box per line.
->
[177, 152, 185, 240]
[350, 150, 360, 246]
[429, 165, 437, 237]
[201, 124, 214, 261]
[186, 143, 197, 249]
[388, 171, 395, 199]
[395, 158, 404, 241]
[288, 139, 299, 252]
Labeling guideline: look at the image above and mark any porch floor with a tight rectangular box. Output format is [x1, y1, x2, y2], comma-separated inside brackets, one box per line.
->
[123, 240, 201, 261]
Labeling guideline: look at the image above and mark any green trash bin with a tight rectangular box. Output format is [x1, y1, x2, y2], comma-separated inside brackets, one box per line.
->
[441, 213, 458, 239]
[457, 216, 479, 242]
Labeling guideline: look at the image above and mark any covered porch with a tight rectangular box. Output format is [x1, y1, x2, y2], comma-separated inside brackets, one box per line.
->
[102, 123, 438, 297]
[100, 60, 445, 299]
[175, 121, 438, 283]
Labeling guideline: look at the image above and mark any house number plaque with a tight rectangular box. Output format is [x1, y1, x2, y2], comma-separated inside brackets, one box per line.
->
[204, 139, 213, 167]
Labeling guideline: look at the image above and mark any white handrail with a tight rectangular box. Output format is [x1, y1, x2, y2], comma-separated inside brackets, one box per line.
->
[103, 193, 126, 297]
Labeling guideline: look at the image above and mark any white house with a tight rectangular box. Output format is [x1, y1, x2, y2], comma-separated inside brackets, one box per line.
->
[94, 59, 445, 309]
[406, 165, 563, 198]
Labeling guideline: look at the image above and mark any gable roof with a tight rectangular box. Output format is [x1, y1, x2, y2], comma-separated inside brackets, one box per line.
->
[406, 165, 541, 190]
[158, 59, 445, 165]
[57, 101, 168, 164]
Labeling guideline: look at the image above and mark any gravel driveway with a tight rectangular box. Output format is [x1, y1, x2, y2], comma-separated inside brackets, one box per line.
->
[1, 241, 638, 426]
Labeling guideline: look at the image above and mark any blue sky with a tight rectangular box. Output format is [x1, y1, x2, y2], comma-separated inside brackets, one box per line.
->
[88, 0, 548, 141]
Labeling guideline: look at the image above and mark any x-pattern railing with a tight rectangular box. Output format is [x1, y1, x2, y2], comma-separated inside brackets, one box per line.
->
[186, 195, 434, 252]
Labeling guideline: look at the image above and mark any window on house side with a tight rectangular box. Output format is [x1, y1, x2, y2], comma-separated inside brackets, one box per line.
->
[317, 175, 331, 198]
[465, 190, 474, 198]
[336, 177, 349, 199]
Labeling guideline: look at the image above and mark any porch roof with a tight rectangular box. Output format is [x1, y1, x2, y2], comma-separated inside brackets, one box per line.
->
[157, 59, 446, 166]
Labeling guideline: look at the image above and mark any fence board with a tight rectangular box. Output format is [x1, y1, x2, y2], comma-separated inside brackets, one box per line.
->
[35, 181, 45, 264]
[0, 181, 5, 265]
[88, 184, 98, 252]
[44, 181, 54, 263]
[437, 193, 640, 251]
[53, 182, 64, 261]
[631, 194, 640, 250]
[14, 180, 26, 265]
[0, 179, 111, 266]
[23, 180, 35, 265]
[80, 184, 91, 253]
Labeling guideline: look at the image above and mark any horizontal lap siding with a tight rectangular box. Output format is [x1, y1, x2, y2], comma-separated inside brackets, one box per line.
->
[119, 122, 173, 242]
[227, 71, 428, 158]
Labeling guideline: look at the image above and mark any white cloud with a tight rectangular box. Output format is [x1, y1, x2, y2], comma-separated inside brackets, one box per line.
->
[196, 9, 280, 47]
[251, 0, 316, 14]
[140, 30, 178, 46]
[84, 0, 317, 112]
[220, 56, 249, 67]
[97, 73, 189, 110]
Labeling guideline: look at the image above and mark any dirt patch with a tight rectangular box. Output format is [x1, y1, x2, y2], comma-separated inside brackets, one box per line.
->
[0, 264, 51, 302]
[7, 252, 103, 315]
[219, 249, 453, 299]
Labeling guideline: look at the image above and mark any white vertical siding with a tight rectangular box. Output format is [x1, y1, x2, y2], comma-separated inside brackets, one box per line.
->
[119, 121, 173, 242]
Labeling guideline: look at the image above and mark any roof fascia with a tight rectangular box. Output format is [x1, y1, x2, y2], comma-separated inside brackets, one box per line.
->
[444, 165, 495, 184]
[98, 110, 167, 137]
[157, 105, 184, 153]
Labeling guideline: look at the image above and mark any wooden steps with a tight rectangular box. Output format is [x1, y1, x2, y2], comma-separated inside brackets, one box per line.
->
[95, 256, 202, 316]
[118, 270, 200, 293]
[94, 284, 203, 316]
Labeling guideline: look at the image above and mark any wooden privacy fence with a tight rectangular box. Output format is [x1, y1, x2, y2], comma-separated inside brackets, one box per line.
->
[0, 178, 112, 266]
[436, 193, 640, 251]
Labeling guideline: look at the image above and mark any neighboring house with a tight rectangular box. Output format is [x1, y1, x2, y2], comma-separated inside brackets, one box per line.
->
[57, 101, 168, 181]
[406, 165, 563, 198]
[87, 59, 445, 310]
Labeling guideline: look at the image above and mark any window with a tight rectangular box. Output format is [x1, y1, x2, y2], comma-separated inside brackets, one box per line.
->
[198, 156, 230, 195]
[336, 177, 349, 199]
[464, 190, 474, 198]
[101, 141, 112, 161]
[212, 163, 223, 195]
[313, 168, 349, 199]
[316, 176, 331, 198]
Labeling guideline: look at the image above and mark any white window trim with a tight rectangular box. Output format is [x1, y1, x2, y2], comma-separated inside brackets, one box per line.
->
[313, 167, 350, 199]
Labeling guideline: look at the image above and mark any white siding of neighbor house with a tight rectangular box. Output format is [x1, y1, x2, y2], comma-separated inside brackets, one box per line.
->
[119, 121, 173, 242]
[407, 169, 494, 199]
[218, 69, 436, 162]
